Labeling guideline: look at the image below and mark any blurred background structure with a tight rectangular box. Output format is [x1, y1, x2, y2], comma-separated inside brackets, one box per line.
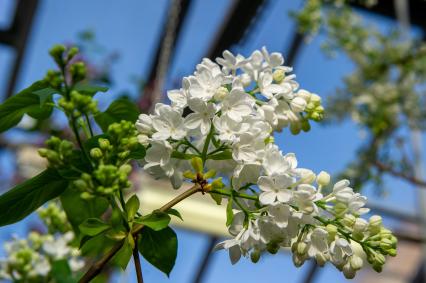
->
[1, 0, 426, 282]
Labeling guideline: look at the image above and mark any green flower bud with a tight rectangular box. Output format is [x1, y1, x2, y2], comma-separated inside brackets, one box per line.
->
[334, 202, 348, 216]
[183, 170, 196, 180]
[190, 157, 203, 173]
[211, 177, 225, 190]
[73, 179, 87, 190]
[90, 148, 103, 159]
[251, 249, 261, 263]
[350, 255, 363, 270]
[38, 148, 49, 157]
[296, 242, 307, 256]
[326, 224, 337, 239]
[301, 119, 311, 132]
[99, 138, 111, 151]
[80, 192, 93, 200]
[67, 46, 79, 60]
[342, 214, 356, 227]
[49, 44, 66, 65]
[290, 122, 301, 135]
[203, 169, 216, 179]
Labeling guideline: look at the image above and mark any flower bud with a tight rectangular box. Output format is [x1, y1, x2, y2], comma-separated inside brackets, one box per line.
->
[342, 214, 356, 227]
[183, 170, 196, 180]
[190, 157, 203, 173]
[99, 138, 111, 151]
[342, 263, 356, 279]
[380, 238, 393, 251]
[251, 249, 261, 263]
[267, 242, 280, 254]
[326, 224, 337, 239]
[334, 202, 348, 216]
[273, 69, 285, 83]
[369, 215, 382, 234]
[296, 242, 307, 256]
[297, 89, 312, 101]
[353, 218, 368, 233]
[203, 169, 216, 179]
[211, 177, 225, 190]
[90, 148, 103, 160]
[350, 255, 363, 270]
[301, 119, 311, 132]
[290, 122, 301, 135]
[49, 44, 66, 65]
[291, 97, 307, 113]
[137, 134, 149, 147]
[315, 253, 327, 266]
[310, 94, 321, 106]
[316, 171, 331, 186]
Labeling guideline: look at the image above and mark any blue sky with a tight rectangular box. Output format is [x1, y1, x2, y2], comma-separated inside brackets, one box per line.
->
[0, 0, 424, 282]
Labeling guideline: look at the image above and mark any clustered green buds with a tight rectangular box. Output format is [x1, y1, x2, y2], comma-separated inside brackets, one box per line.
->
[183, 157, 225, 192]
[304, 93, 324, 122]
[38, 136, 74, 168]
[107, 120, 141, 161]
[58, 90, 98, 118]
[38, 202, 71, 234]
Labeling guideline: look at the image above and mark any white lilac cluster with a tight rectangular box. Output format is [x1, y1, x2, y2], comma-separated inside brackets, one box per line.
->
[0, 231, 84, 281]
[136, 47, 323, 189]
[135, 48, 396, 278]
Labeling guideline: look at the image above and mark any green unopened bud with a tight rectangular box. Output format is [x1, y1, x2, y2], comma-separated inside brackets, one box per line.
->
[183, 170, 196, 180]
[80, 192, 93, 200]
[99, 138, 111, 151]
[38, 148, 49, 157]
[369, 215, 382, 234]
[49, 44, 66, 65]
[273, 69, 285, 83]
[334, 202, 348, 216]
[81, 173, 92, 182]
[310, 94, 321, 106]
[297, 242, 307, 256]
[350, 255, 363, 270]
[267, 242, 280, 254]
[342, 214, 356, 227]
[315, 253, 327, 267]
[290, 122, 301, 135]
[301, 119, 311, 132]
[211, 177, 225, 190]
[67, 47, 79, 60]
[73, 179, 87, 190]
[316, 171, 331, 186]
[387, 248, 397, 257]
[380, 238, 393, 251]
[264, 136, 274, 144]
[90, 148, 103, 159]
[326, 224, 337, 239]
[204, 169, 216, 179]
[251, 249, 261, 263]
[190, 157, 203, 173]
[118, 150, 130, 160]
[59, 140, 73, 156]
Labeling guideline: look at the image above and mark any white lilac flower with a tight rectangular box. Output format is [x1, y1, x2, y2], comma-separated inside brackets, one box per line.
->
[151, 104, 186, 140]
[293, 184, 322, 214]
[221, 89, 254, 122]
[258, 175, 294, 205]
[184, 98, 216, 135]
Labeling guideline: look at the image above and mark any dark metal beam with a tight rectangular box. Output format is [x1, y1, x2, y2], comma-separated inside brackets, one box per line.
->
[192, 236, 218, 283]
[300, 261, 319, 283]
[206, 0, 267, 60]
[0, 0, 39, 98]
[351, 0, 426, 35]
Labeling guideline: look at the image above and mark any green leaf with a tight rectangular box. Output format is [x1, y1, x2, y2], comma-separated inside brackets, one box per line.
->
[113, 235, 134, 270]
[125, 195, 140, 221]
[138, 226, 177, 276]
[207, 151, 232, 160]
[0, 80, 54, 133]
[33, 87, 58, 106]
[210, 192, 222, 205]
[166, 208, 183, 221]
[94, 98, 139, 132]
[50, 259, 74, 283]
[128, 143, 146, 160]
[0, 168, 68, 226]
[60, 187, 109, 233]
[74, 83, 108, 96]
[135, 211, 171, 231]
[226, 198, 234, 226]
[79, 218, 110, 236]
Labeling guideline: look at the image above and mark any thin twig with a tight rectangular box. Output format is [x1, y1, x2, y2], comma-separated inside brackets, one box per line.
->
[133, 239, 143, 283]
[79, 184, 201, 283]
[373, 160, 426, 187]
